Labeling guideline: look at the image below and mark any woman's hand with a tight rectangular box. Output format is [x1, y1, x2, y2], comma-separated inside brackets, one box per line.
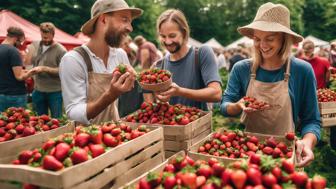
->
[154, 82, 180, 102]
[295, 139, 315, 167]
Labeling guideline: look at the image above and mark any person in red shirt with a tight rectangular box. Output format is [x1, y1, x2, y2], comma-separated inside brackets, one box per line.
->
[300, 39, 330, 89]
[134, 35, 160, 69]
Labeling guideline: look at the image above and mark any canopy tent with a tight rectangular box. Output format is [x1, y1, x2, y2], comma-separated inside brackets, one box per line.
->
[0, 10, 84, 50]
[298, 35, 330, 48]
[204, 38, 224, 50]
[226, 36, 253, 49]
[74, 32, 90, 43]
[188, 37, 202, 47]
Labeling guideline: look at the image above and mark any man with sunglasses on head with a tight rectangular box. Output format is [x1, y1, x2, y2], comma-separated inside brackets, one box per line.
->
[0, 27, 36, 111]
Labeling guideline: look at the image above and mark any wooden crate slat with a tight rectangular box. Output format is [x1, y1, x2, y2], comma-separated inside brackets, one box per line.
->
[112, 152, 164, 189]
[69, 141, 164, 189]
[320, 108, 336, 115]
[319, 102, 336, 109]
[164, 128, 211, 151]
[0, 127, 164, 189]
[321, 117, 336, 127]
[0, 121, 75, 163]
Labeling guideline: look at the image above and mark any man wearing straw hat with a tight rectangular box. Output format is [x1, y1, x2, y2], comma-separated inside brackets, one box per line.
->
[220, 2, 321, 167]
[59, 0, 142, 124]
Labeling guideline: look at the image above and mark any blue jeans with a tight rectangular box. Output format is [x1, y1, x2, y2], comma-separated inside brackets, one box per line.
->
[32, 90, 63, 118]
[0, 94, 27, 112]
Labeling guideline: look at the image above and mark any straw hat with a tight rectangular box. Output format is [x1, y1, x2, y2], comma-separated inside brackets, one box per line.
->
[81, 0, 143, 35]
[238, 2, 303, 43]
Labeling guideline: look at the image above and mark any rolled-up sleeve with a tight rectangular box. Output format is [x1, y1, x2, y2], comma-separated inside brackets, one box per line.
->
[59, 54, 90, 124]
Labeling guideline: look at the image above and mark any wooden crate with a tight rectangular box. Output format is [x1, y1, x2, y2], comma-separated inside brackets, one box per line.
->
[0, 126, 165, 189]
[188, 129, 296, 165]
[125, 112, 212, 157]
[0, 121, 75, 163]
[123, 151, 185, 189]
[319, 102, 336, 127]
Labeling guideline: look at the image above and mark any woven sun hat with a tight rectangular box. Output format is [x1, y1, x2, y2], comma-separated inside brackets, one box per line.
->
[237, 2, 303, 43]
[81, 0, 143, 35]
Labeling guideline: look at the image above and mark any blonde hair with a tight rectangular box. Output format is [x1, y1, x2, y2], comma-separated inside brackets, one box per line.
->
[251, 33, 293, 72]
[156, 9, 190, 42]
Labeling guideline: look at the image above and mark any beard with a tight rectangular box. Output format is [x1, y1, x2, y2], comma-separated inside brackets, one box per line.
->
[163, 42, 182, 54]
[104, 25, 127, 48]
[42, 40, 53, 46]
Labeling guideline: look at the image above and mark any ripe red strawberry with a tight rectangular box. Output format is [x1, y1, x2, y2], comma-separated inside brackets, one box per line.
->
[262, 146, 274, 155]
[311, 175, 327, 189]
[111, 128, 121, 136]
[262, 173, 277, 187]
[179, 116, 190, 125]
[266, 137, 277, 148]
[180, 172, 197, 189]
[249, 153, 261, 165]
[23, 184, 39, 189]
[74, 133, 90, 147]
[212, 162, 225, 176]
[103, 133, 119, 147]
[42, 155, 63, 171]
[291, 172, 308, 187]
[197, 165, 213, 178]
[18, 150, 34, 164]
[138, 178, 151, 189]
[271, 166, 282, 180]
[164, 163, 175, 173]
[164, 175, 177, 189]
[22, 127, 36, 137]
[276, 142, 288, 153]
[247, 167, 262, 185]
[285, 132, 295, 141]
[70, 148, 88, 165]
[90, 128, 103, 144]
[282, 159, 295, 174]
[89, 144, 105, 158]
[42, 140, 56, 151]
[15, 124, 25, 134]
[39, 114, 50, 122]
[231, 169, 247, 189]
[54, 143, 71, 162]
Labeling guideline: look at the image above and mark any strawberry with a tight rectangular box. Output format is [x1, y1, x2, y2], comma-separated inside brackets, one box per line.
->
[231, 169, 247, 189]
[249, 153, 261, 165]
[42, 155, 63, 171]
[90, 128, 103, 144]
[197, 165, 213, 178]
[39, 114, 50, 122]
[54, 143, 71, 162]
[111, 128, 121, 136]
[311, 175, 327, 189]
[291, 172, 308, 187]
[266, 137, 277, 148]
[180, 172, 197, 189]
[103, 133, 119, 147]
[285, 132, 295, 141]
[262, 146, 274, 155]
[262, 173, 277, 187]
[15, 124, 25, 134]
[282, 159, 295, 174]
[89, 144, 105, 158]
[247, 167, 262, 185]
[22, 127, 36, 137]
[42, 140, 56, 151]
[74, 133, 90, 147]
[23, 184, 40, 189]
[138, 178, 151, 189]
[18, 150, 34, 164]
[70, 148, 88, 164]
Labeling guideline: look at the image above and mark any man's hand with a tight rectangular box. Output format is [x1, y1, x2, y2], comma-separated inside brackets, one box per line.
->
[106, 70, 135, 97]
[31, 66, 48, 73]
[154, 82, 180, 102]
[295, 139, 315, 167]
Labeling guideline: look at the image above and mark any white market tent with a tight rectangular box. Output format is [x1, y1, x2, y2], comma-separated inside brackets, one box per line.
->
[188, 37, 203, 47]
[299, 35, 329, 48]
[205, 38, 224, 50]
[226, 36, 253, 49]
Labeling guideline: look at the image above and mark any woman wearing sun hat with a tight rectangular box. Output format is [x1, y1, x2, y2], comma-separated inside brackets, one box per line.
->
[220, 2, 321, 167]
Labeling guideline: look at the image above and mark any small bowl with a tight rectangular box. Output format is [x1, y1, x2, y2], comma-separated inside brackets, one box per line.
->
[138, 77, 172, 92]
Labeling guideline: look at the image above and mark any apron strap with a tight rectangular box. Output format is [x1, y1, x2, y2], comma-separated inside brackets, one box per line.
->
[284, 58, 291, 82]
[250, 58, 292, 81]
[73, 46, 93, 72]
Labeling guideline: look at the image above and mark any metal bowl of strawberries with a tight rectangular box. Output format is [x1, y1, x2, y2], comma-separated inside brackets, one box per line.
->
[137, 68, 172, 92]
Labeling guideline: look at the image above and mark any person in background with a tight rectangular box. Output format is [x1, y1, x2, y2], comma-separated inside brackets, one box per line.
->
[299, 39, 330, 89]
[150, 9, 222, 111]
[25, 22, 67, 118]
[134, 35, 160, 69]
[59, 0, 141, 124]
[221, 2, 320, 167]
[228, 47, 245, 72]
[0, 27, 36, 111]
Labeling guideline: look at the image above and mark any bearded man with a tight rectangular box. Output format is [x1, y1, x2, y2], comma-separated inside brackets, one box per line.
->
[26, 22, 67, 118]
[59, 0, 142, 124]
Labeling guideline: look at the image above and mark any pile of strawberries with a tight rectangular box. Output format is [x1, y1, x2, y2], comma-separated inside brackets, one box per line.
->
[243, 96, 271, 110]
[317, 89, 336, 102]
[12, 122, 150, 171]
[0, 107, 63, 142]
[136, 154, 327, 189]
[138, 68, 171, 84]
[125, 102, 205, 125]
[197, 130, 295, 159]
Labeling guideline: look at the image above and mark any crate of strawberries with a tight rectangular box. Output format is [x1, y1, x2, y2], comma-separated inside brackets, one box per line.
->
[124, 102, 212, 157]
[0, 107, 74, 163]
[188, 129, 296, 165]
[124, 151, 327, 189]
[317, 88, 336, 127]
[0, 122, 164, 189]
[137, 68, 172, 92]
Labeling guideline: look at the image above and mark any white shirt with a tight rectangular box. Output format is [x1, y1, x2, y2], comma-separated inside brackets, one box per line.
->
[59, 44, 130, 124]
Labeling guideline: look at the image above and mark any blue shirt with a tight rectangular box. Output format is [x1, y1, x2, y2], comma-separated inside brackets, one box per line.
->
[220, 57, 321, 140]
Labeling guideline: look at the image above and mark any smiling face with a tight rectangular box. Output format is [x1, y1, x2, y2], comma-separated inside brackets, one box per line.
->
[158, 21, 185, 54]
[104, 10, 133, 48]
[253, 30, 284, 61]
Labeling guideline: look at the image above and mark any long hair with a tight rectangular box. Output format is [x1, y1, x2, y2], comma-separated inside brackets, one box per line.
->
[251, 33, 293, 72]
[156, 9, 190, 43]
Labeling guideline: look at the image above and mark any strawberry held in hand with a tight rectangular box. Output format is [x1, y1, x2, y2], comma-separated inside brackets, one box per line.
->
[112, 64, 128, 76]
[138, 68, 171, 84]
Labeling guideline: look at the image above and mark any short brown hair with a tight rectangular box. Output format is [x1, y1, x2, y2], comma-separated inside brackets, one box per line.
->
[40, 22, 55, 35]
[7, 27, 25, 38]
[156, 9, 190, 42]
